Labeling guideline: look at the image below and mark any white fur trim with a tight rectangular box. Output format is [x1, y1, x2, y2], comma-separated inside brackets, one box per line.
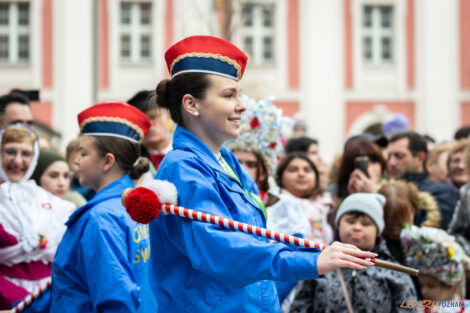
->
[142, 180, 178, 205]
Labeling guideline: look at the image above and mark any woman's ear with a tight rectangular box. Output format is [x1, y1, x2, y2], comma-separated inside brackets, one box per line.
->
[182, 94, 200, 117]
[103, 152, 116, 172]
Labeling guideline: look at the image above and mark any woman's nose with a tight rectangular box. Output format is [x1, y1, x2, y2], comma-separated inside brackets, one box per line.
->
[235, 96, 246, 113]
[13, 153, 23, 164]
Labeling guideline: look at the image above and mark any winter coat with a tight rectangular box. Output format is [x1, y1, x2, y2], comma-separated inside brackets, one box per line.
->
[51, 175, 156, 313]
[150, 126, 323, 313]
[288, 240, 417, 313]
[448, 183, 470, 255]
[404, 172, 458, 229]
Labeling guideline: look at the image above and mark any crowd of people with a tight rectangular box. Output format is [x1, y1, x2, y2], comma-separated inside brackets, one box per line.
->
[0, 35, 469, 313]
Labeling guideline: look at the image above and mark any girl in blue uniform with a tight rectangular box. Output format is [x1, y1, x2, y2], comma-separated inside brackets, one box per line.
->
[50, 103, 157, 313]
[149, 35, 377, 312]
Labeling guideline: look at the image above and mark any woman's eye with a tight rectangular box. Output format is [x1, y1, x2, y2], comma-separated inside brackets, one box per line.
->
[224, 94, 233, 98]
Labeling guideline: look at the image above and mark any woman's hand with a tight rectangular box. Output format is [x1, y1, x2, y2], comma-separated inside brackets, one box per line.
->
[316, 241, 376, 276]
[347, 169, 377, 194]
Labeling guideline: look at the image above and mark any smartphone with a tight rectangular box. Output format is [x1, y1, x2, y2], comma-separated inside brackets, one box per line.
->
[354, 156, 369, 177]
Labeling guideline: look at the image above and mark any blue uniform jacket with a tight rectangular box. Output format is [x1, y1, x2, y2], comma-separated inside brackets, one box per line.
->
[151, 126, 321, 313]
[51, 175, 157, 313]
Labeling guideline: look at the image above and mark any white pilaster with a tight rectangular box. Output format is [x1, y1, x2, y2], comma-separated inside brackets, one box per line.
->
[53, 0, 93, 149]
[300, 0, 345, 161]
[415, 0, 458, 140]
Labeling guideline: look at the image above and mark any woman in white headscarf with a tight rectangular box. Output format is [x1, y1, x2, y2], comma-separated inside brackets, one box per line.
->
[0, 123, 74, 310]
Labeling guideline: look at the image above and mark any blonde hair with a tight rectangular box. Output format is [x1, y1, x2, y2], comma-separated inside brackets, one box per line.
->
[378, 180, 419, 227]
[66, 138, 80, 161]
[2, 125, 36, 148]
[427, 145, 450, 166]
[447, 139, 470, 169]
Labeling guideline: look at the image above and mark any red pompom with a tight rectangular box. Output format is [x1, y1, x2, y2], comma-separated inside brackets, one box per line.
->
[124, 187, 161, 224]
[250, 117, 259, 129]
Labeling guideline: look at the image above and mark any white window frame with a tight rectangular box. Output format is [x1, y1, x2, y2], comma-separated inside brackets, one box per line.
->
[239, 0, 276, 67]
[118, 0, 152, 65]
[352, 0, 406, 91]
[0, 0, 30, 65]
[361, 5, 394, 65]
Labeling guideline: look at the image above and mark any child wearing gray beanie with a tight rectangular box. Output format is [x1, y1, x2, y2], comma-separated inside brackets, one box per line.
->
[334, 192, 386, 234]
[289, 193, 418, 313]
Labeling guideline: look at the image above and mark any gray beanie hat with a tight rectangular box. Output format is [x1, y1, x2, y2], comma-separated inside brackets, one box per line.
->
[335, 193, 386, 234]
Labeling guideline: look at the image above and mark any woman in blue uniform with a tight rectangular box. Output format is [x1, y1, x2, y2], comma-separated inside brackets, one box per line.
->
[149, 35, 376, 312]
[50, 103, 157, 313]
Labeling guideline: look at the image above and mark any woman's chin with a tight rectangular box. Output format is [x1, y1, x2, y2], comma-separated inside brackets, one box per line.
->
[6, 172, 25, 183]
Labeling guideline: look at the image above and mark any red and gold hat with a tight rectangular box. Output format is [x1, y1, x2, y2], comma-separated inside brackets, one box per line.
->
[165, 35, 248, 81]
[78, 102, 151, 143]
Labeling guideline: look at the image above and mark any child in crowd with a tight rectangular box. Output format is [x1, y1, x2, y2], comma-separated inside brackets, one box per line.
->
[289, 193, 417, 313]
[378, 180, 440, 264]
[268, 152, 334, 244]
[378, 180, 441, 300]
[401, 225, 470, 312]
[32, 149, 86, 208]
[267, 152, 335, 307]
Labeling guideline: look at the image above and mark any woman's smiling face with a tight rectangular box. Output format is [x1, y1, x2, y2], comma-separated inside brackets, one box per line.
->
[1, 141, 34, 182]
[195, 75, 246, 147]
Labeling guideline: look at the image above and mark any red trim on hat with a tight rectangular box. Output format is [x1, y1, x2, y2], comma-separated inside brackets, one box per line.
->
[77, 102, 151, 137]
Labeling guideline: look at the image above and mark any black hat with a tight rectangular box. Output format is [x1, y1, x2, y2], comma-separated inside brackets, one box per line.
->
[344, 133, 388, 149]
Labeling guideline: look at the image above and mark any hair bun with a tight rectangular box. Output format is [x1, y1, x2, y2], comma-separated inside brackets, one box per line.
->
[130, 156, 150, 180]
[155, 79, 172, 110]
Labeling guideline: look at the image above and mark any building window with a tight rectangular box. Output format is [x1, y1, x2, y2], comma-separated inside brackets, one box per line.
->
[240, 2, 275, 66]
[0, 1, 30, 64]
[361, 5, 394, 65]
[119, 1, 152, 64]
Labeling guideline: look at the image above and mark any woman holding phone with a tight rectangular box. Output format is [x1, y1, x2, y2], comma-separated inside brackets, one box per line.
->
[335, 140, 387, 199]
[149, 35, 376, 312]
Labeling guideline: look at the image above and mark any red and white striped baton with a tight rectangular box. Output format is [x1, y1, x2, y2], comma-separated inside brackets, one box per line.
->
[122, 187, 418, 276]
[10, 278, 51, 313]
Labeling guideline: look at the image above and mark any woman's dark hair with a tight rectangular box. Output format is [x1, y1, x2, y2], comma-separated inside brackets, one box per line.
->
[336, 140, 386, 199]
[92, 136, 149, 180]
[284, 136, 318, 153]
[275, 151, 321, 198]
[151, 73, 211, 127]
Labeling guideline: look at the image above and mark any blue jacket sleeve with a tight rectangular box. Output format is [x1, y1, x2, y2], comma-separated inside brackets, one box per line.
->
[158, 156, 322, 288]
[80, 211, 140, 313]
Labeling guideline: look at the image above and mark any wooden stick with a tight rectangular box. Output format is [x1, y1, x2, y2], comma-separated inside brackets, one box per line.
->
[374, 259, 419, 276]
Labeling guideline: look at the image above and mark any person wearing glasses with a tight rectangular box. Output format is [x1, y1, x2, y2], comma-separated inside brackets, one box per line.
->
[0, 123, 74, 310]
